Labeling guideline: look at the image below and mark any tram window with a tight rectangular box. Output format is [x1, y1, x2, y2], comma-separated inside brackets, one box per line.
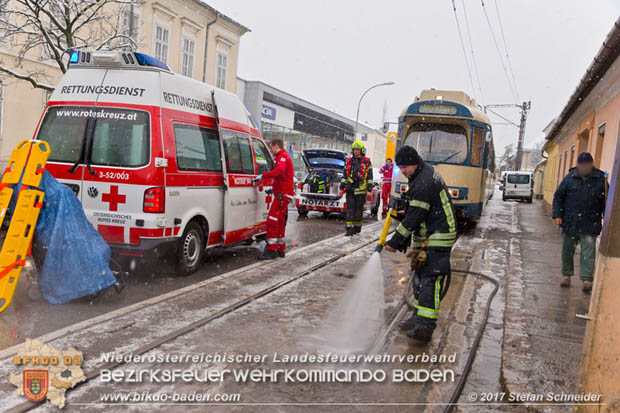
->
[471, 128, 484, 166]
[403, 123, 467, 164]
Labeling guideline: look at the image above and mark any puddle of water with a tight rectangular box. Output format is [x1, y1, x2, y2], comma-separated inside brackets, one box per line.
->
[313, 252, 385, 354]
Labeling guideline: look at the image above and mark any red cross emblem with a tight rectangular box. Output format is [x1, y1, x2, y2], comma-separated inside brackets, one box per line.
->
[102, 185, 126, 211]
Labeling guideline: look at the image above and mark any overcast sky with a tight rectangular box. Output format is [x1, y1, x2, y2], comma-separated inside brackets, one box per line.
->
[206, 0, 619, 155]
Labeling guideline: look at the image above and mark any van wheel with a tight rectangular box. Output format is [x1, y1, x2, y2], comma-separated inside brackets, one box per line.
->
[176, 222, 204, 276]
[527, 196, 533, 204]
[502, 193, 507, 201]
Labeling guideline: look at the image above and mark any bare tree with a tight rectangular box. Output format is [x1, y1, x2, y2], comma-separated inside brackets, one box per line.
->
[0, 0, 139, 91]
[499, 144, 515, 171]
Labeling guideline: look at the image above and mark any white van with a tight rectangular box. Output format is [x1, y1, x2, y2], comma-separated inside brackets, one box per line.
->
[34, 51, 274, 274]
[502, 171, 534, 203]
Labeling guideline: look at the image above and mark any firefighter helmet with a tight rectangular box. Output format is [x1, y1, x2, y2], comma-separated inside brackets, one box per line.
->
[351, 141, 364, 152]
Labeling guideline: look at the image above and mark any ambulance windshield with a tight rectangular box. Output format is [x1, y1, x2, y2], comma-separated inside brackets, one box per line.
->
[37, 106, 149, 167]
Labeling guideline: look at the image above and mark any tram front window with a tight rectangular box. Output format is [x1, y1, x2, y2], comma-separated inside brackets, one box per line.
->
[403, 123, 468, 164]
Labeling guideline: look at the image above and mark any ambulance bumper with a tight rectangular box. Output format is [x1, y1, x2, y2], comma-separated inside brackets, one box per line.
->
[110, 237, 178, 270]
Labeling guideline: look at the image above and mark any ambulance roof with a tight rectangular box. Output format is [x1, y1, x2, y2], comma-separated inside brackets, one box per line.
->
[50, 51, 254, 130]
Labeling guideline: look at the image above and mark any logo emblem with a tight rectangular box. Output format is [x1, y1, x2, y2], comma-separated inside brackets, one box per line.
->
[87, 186, 98, 198]
[23, 370, 48, 402]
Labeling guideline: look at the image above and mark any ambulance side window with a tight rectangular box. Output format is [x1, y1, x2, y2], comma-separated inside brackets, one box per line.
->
[221, 130, 254, 175]
[174, 123, 222, 172]
[252, 138, 273, 175]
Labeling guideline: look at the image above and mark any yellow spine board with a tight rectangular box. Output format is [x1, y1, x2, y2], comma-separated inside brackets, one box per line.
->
[0, 140, 50, 313]
[0, 139, 32, 229]
[0, 190, 44, 312]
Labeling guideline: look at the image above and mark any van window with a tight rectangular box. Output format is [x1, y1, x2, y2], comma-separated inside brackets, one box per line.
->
[174, 124, 222, 171]
[252, 138, 273, 174]
[90, 109, 149, 167]
[222, 130, 254, 174]
[37, 106, 89, 163]
[507, 174, 530, 184]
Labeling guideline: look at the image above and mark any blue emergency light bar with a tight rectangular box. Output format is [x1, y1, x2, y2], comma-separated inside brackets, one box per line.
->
[134, 52, 170, 71]
[68, 50, 170, 71]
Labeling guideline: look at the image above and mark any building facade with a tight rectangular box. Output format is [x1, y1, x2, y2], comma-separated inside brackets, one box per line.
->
[541, 17, 620, 210]
[237, 79, 388, 178]
[0, 0, 248, 162]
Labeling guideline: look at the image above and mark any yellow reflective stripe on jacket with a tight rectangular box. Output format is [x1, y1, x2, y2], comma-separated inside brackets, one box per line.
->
[409, 199, 431, 210]
[439, 189, 456, 234]
[396, 223, 412, 237]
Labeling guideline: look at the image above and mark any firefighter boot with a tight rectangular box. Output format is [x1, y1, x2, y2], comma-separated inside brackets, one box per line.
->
[259, 249, 278, 260]
[398, 312, 417, 331]
[345, 227, 354, 237]
[407, 328, 433, 343]
[354, 225, 362, 235]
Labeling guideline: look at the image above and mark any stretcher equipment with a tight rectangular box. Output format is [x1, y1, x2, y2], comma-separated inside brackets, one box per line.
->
[0, 140, 50, 312]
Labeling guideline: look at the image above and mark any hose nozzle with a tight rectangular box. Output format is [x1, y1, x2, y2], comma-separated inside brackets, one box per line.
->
[376, 208, 395, 253]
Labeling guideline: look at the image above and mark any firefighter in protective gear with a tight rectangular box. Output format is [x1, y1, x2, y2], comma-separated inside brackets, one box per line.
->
[384, 145, 456, 343]
[340, 141, 373, 236]
[252, 138, 295, 260]
[378, 158, 394, 218]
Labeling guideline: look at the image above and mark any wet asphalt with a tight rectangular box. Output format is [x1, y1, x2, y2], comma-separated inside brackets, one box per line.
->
[0, 209, 379, 351]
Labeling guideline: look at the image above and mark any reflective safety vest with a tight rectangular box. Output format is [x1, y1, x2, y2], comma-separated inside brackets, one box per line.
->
[379, 163, 393, 185]
[343, 156, 372, 195]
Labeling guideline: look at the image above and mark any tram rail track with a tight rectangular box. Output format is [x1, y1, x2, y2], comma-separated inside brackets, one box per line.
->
[6, 226, 500, 413]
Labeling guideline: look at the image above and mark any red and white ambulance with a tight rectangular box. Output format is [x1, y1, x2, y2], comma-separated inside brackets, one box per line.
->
[33, 51, 275, 274]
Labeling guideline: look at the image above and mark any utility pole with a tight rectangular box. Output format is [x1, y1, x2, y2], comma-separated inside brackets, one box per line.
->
[485, 101, 531, 171]
[514, 101, 531, 171]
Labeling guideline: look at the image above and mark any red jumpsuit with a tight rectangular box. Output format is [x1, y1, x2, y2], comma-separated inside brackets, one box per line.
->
[261, 149, 295, 252]
[378, 162, 394, 214]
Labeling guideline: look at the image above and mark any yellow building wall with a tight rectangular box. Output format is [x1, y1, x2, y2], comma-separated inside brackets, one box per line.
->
[541, 143, 558, 210]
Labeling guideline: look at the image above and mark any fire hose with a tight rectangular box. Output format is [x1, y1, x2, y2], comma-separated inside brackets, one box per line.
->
[375, 208, 500, 411]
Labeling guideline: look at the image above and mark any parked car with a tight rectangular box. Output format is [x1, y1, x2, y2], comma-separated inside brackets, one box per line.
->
[295, 149, 380, 217]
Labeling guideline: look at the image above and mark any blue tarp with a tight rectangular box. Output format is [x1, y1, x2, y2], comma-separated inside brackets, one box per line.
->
[11, 171, 116, 304]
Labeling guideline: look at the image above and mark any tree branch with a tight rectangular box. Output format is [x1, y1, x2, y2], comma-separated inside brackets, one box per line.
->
[0, 65, 55, 91]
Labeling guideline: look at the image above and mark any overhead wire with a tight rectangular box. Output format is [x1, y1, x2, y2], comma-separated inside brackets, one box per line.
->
[494, 0, 520, 102]
[486, 107, 519, 128]
[480, 0, 519, 103]
[451, 0, 478, 101]
[461, 0, 485, 104]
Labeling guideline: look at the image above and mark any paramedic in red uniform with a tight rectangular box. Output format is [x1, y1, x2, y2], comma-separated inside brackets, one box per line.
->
[253, 138, 295, 260]
[378, 158, 394, 218]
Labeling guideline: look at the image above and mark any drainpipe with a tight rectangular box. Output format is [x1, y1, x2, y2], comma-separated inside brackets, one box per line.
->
[202, 12, 219, 83]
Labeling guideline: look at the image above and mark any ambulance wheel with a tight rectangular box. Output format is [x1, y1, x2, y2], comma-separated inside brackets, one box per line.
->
[176, 222, 204, 275]
[322, 211, 330, 218]
[298, 207, 308, 217]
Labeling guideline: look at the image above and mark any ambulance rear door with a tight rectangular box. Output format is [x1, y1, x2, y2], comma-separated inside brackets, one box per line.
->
[79, 68, 165, 245]
[211, 90, 262, 245]
[36, 67, 109, 204]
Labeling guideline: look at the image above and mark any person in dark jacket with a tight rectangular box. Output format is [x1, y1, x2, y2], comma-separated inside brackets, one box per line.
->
[385, 146, 456, 343]
[552, 152, 606, 293]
